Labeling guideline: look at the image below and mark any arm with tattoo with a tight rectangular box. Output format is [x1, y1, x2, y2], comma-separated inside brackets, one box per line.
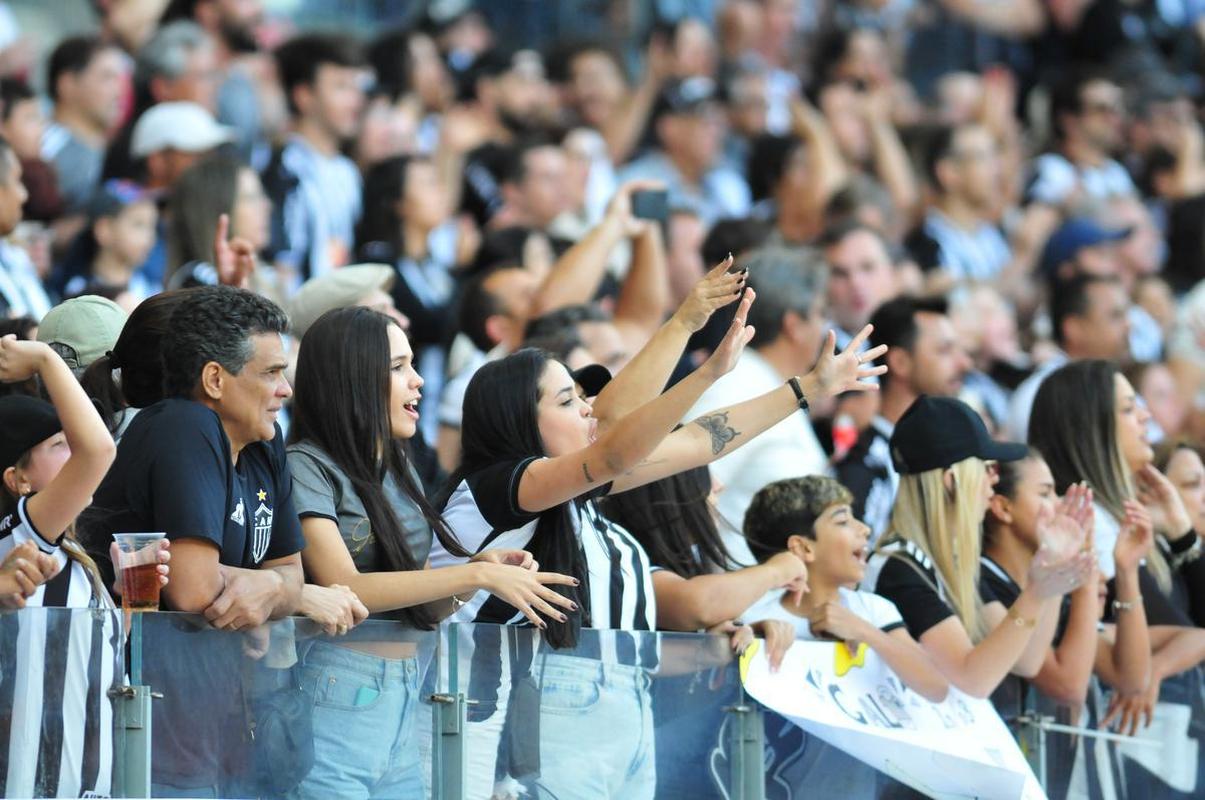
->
[695, 412, 741, 455]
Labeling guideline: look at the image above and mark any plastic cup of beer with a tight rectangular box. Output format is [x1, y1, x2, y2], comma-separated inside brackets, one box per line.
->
[113, 532, 165, 611]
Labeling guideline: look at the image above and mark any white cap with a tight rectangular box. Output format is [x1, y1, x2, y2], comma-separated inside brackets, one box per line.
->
[130, 102, 235, 158]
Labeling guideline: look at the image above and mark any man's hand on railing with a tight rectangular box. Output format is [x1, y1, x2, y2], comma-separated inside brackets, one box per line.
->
[299, 583, 370, 637]
[205, 566, 287, 630]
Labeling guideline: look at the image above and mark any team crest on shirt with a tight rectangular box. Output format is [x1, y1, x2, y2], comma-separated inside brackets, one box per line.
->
[252, 490, 273, 563]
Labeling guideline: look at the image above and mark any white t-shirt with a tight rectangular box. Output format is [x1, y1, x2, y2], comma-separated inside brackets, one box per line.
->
[744, 586, 905, 640]
[685, 350, 829, 566]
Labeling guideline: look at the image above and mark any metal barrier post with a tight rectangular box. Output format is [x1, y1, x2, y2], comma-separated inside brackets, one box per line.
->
[725, 699, 766, 800]
[430, 692, 467, 800]
[111, 684, 154, 799]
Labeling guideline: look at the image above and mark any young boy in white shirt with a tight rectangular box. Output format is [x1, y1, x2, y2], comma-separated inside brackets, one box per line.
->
[744, 475, 948, 702]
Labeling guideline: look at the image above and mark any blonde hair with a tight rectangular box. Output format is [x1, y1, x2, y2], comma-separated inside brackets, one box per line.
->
[885, 457, 989, 641]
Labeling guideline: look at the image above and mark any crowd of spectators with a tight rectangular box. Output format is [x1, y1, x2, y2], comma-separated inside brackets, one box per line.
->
[0, 0, 1204, 798]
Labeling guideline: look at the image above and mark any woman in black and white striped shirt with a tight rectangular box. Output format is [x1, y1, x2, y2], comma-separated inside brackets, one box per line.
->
[0, 337, 164, 798]
[430, 264, 885, 797]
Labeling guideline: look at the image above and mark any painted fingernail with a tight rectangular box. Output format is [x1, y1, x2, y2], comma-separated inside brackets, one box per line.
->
[559, 614, 568, 622]
[572, 578, 581, 586]
[570, 602, 578, 610]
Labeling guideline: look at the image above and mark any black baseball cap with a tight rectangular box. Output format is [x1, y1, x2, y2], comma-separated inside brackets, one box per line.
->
[0, 396, 62, 471]
[890, 396, 1026, 475]
[570, 364, 612, 398]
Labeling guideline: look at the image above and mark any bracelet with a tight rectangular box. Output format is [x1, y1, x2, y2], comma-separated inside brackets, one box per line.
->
[787, 376, 809, 412]
[1006, 606, 1036, 628]
[451, 594, 466, 612]
[1112, 596, 1143, 613]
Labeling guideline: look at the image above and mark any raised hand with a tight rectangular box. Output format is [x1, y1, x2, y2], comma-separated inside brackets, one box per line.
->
[671, 254, 745, 333]
[1114, 500, 1155, 574]
[212, 213, 256, 289]
[1135, 464, 1193, 538]
[1028, 509, 1097, 599]
[701, 288, 756, 380]
[604, 180, 663, 238]
[0, 335, 50, 383]
[804, 324, 888, 399]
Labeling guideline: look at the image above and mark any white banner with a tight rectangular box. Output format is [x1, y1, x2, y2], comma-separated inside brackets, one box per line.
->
[740, 640, 1047, 800]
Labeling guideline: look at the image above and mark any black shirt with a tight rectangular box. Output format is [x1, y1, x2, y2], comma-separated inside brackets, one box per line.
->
[84, 398, 304, 569]
[867, 539, 955, 640]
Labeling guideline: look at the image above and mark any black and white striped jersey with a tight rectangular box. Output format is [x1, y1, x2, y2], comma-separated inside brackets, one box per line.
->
[431, 457, 658, 666]
[0, 496, 121, 799]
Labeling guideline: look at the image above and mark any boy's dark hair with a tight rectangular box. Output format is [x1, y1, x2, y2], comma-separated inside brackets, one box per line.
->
[744, 475, 853, 562]
[162, 286, 289, 398]
[275, 33, 365, 116]
[47, 35, 111, 103]
[819, 217, 890, 251]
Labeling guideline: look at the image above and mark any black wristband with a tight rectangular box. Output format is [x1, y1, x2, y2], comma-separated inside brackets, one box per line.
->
[787, 376, 809, 412]
[1168, 528, 1199, 555]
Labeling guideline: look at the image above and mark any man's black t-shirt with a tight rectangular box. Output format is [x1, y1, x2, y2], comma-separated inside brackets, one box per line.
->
[82, 398, 305, 791]
[85, 398, 304, 568]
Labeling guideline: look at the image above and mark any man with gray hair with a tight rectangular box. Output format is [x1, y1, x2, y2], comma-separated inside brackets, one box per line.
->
[102, 20, 219, 182]
[686, 245, 831, 565]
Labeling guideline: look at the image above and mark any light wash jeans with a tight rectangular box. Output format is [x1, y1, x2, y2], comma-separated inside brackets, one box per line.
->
[524, 654, 656, 800]
[286, 641, 424, 800]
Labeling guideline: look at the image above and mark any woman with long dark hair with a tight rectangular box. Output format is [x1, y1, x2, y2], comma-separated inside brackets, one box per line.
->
[1029, 360, 1203, 625]
[1029, 360, 1205, 756]
[285, 306, 575, 799]
[430, 281, 884, 797]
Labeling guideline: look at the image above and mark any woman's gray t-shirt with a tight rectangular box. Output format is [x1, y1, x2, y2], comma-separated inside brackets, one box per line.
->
[286, 440, 433, 574]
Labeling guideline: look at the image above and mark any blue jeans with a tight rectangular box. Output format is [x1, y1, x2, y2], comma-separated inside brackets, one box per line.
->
[525, 654, 656, 800]
[286, 642, 424, 800]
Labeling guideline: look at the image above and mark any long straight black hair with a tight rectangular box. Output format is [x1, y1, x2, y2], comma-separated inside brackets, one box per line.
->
[599, 464, 737, 578]
[290, 306, 468, 628]
[438, 348, 589, 648]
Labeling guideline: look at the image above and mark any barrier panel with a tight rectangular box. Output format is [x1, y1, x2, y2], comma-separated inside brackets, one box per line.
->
[3, 607, 1202, 799]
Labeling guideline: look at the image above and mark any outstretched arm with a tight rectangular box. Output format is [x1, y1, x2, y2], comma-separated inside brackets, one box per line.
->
[607, 326, 886, 494]
[592, 256, 744, 429]
[0, 338, 116, 542]
[517, 292, 758, 514]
